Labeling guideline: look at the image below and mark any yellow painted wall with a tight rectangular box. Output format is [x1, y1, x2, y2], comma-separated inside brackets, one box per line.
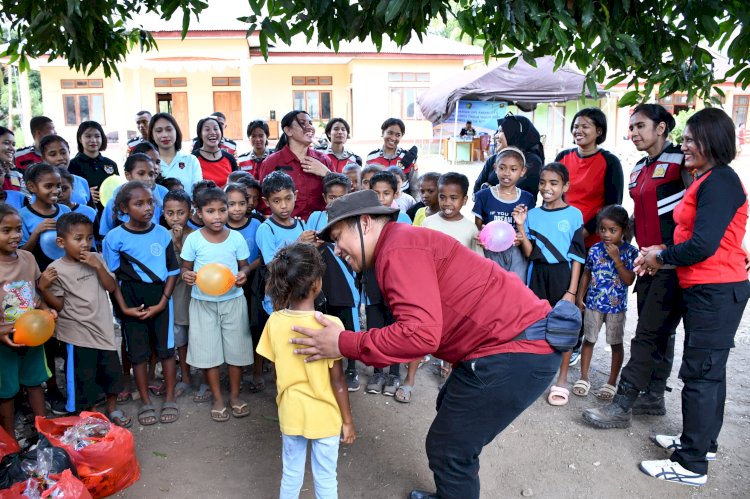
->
[249, 63, 350, 138]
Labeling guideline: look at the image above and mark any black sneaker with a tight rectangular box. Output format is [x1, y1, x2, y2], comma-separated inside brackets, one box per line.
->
[50, 399, 72, 416]
[345, 369, 360, 392]
[365, 372, 387, 394]
[383, 374, 401, 396]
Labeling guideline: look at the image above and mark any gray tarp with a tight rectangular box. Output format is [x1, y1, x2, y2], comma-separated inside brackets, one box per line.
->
[417, 56, 607, 124]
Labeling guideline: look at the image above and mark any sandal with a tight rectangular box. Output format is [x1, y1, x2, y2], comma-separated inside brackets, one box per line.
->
[193, 384, 212, 403]
[417, 355, 431, 369]
[246, 379, 265, 394]
[116, 391, 132, 404]
[572, 379, 591, 397]
[109, 409, 132, 428]
[394, 384, 413, 403]
[231, 401, 250, 418]
[595, 383, 617, 401]
[137, 404, 158, 426]
[148, 382, 166, 397]
[547, 385, 570, 406]
[174, 382, 191, 398]
[211, 407, 230, 422]
[159, 401, 180, 424]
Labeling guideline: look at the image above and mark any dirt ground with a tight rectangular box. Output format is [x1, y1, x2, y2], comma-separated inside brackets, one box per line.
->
[110, 292, 750, 499]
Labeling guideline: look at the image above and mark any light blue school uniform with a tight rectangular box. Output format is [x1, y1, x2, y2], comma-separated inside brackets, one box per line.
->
[99, 183, 168, 236]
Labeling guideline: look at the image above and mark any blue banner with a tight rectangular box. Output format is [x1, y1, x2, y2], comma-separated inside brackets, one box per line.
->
[433, 100, 509, 137]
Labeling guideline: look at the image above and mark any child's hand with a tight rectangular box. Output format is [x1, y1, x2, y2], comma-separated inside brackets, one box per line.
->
[513, 232, 524, 247]
[39, 267, 58, 290]
[474, 234, 485, 249]
[79, 251, 103, 269]
[341, 422, 356, 444]
[604, 243, 620, 260]
[182, 271, 197, 286]
[298, 230, 318, 244]
[576, 297, 585, 311]
[171, 225, 183, 242]
[122, 305, 148, 320]
[140, 302, 166, 320]
[0, 328, 24, 348]
[32, 219, 57, 236]
[512, 205, 527, 227]
[561, 292, 576, 304]
[90, 186, 100, 204]
[234, 272, 247, 287]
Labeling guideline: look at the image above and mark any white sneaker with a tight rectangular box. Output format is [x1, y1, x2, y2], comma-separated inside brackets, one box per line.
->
[639, 459, 707, 487]
[652, 434, 717, 461]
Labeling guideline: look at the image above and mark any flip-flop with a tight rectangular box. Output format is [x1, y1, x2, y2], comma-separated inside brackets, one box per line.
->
[109, 409, 132, 428]
[573, 379, 591, 397]
[211, 407, 230, 422]
[193, 384, 212, 403]
[159, 401, 180, 424]
[138, 404, 158, 426]
[148, 382, 166, 397]
[547, 385, 570, 406]
[174, 382, 191, 398]
[116, 391, 132, 404]
[231, 402, 250, 418]
[394, 384, 413, 403]
[595, 383, 617, 401]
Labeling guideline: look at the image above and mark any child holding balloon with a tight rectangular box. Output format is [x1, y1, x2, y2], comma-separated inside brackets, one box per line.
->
[514, 162, 586, 406]
[0, 203, 57, 444]
[180, 187, 253, 422]
[103, 181, 180, 426]
[19, 163, 71, 408]
[473, 147, 535, 282]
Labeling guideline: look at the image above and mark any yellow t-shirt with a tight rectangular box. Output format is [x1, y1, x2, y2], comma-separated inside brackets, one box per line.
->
[412, 207, 427, 227]
[256, 310, 344, 439]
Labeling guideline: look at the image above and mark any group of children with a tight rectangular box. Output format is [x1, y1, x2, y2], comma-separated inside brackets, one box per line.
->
[0, 111, 641, 498]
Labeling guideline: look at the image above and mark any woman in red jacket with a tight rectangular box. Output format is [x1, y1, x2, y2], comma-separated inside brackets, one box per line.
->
[322, 118, 362, 173]
[583, 104, 688, 427]
[257, 110, 332, 220]
[636, 108, 749, 487]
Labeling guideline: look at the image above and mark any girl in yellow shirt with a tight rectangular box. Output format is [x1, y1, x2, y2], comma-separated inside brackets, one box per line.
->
[257, 242, 355, 499]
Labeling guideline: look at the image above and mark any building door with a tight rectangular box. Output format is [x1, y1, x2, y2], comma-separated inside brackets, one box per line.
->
[213, 91, 242, 140]
[156, 92, 190, 141]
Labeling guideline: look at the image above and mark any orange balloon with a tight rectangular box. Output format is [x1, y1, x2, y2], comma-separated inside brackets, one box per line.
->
[14, 310, 55, 347]
[196, 263, 236, 296]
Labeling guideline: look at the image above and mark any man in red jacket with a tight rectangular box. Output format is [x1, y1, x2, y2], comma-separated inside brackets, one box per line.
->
[291, 190, 564, 499]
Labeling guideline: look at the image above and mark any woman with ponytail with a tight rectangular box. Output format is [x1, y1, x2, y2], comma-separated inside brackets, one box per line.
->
[257, 111, 333, 219]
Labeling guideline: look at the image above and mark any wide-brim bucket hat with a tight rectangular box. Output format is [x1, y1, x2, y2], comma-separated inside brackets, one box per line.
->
[317, 190, 399, 242]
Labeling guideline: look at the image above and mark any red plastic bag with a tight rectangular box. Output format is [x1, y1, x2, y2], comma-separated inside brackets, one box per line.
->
[0, 470, 92, 499]
[0, 427, 20, 460]
[35, 412, 139, 499]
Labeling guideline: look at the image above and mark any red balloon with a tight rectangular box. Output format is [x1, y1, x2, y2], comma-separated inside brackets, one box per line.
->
[196, 263, 236, 296]
[14, 309, 55, 347]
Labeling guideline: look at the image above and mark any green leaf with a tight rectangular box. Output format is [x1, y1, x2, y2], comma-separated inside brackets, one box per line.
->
[538, 17, 551, 41]
[618, 90, 640, 107]
[385, 0, 407, 23]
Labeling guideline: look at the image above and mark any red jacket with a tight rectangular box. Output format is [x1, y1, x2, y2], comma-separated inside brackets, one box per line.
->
[338, 223, 553, 367]
[258, 146, 332, 219]
[628, 144, 685, 247]
[667, 166, 748, 287]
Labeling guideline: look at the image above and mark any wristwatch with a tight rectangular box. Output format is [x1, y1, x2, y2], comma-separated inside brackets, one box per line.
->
[655, 250, 665, 266]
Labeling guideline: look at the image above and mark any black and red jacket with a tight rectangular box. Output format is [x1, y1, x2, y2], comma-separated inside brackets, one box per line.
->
[628, 143, 687, 247]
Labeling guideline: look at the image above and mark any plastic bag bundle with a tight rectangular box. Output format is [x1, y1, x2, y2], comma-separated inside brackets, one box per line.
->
[35, 412, 139, 499]
[0, 469, 92, 499]
[0, 428, 20, 461]
[0, 436, 74, 490]
[59, 418, 111, 451]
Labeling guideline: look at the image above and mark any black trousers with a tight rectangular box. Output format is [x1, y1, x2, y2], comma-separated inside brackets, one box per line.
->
[426, 352, 560, 498]
[620, 269, 681, 392]
[672, 281, 750, 475]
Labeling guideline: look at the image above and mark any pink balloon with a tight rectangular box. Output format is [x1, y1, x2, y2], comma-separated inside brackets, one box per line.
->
[479, 220, 516, 252]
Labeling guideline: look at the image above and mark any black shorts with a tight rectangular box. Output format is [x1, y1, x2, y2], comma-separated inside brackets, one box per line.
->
[120, 281, 175, 364]
[528, 261, 572, 307]
[64, 344, 124, 412]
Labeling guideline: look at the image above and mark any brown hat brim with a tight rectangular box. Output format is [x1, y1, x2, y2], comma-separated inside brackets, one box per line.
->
[317, 206, 399, 242]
